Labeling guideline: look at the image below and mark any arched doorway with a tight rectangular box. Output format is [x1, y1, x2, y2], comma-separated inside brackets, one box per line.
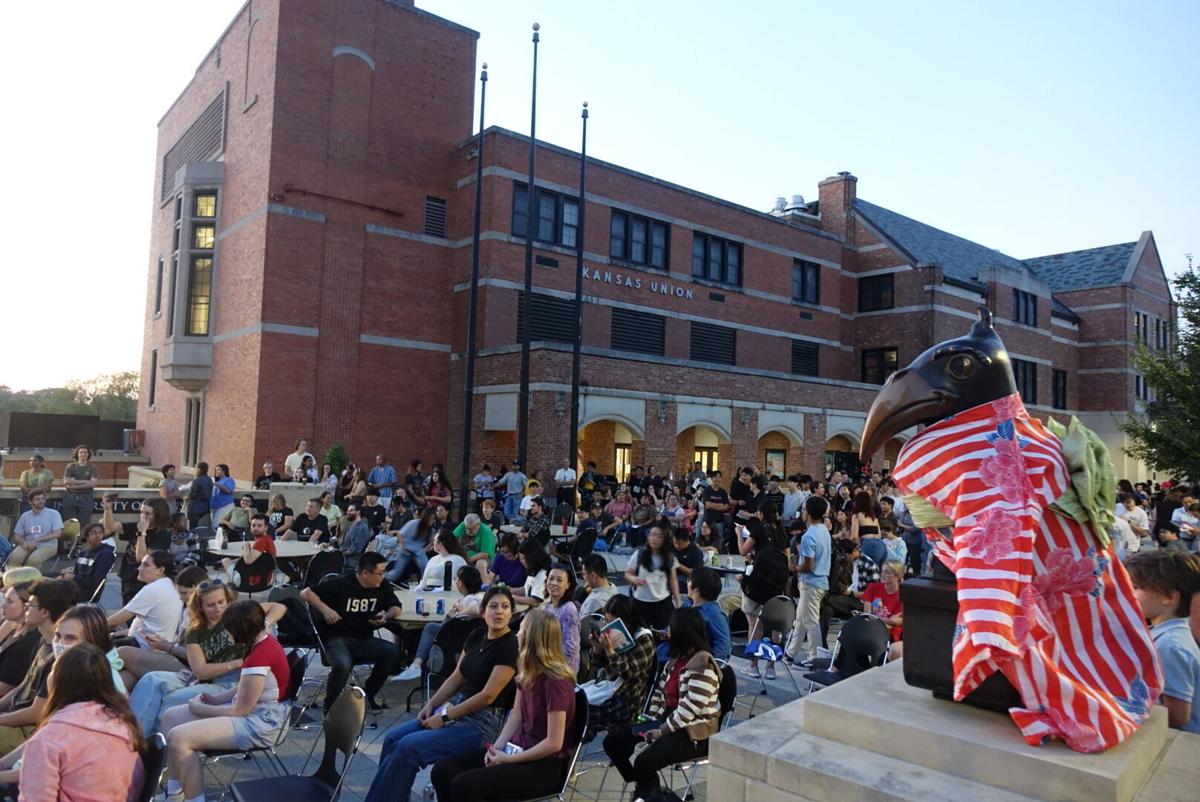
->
[676, 424, 728, 477]
[757, 428, 803, 479]
[825, 433, 861, 478]
[578, 419, 643, 483]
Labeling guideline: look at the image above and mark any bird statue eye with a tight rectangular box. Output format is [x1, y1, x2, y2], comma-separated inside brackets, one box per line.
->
[948, 354, 975, 380]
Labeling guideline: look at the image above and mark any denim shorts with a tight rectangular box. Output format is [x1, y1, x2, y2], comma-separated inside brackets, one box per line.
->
[231, 701, 289, 750]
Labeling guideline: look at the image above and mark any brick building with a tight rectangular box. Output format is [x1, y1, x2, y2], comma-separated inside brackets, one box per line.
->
[138, 0, 1175, 487]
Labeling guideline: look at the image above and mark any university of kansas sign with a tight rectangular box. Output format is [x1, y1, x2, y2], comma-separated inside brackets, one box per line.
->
[581, 267, 695, 300]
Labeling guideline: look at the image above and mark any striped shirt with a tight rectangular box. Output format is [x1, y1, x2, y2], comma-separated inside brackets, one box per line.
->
[892, 394, 1162, 753]
[648, 652, 721, 737]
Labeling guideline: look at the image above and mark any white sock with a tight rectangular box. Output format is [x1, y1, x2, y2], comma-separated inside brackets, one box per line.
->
[186, 795, 206, 802]
[166, 780, 182, 796]
[411, 658, 423, 668]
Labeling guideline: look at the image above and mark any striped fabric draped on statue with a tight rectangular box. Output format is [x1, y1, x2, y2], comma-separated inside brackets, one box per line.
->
[892, 393, 1163, 753]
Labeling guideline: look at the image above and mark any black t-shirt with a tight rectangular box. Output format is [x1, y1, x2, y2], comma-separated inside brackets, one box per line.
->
[703, 488, 730, 524]
[268, 507, 293, 534]
[120, 528, 173, 578]
[672, 543, 705, 593]
[360, 504, 387, 535]
[74, 543, 116, 595]
[291, 513, 331, 543]
[459, 629, 518, 709]
[0, 629, 43, 687]
[14, 641, 53, 708]
[255, 473, 281, 490]
[730, 480, 752, 511]
[315, 575, 401, 641]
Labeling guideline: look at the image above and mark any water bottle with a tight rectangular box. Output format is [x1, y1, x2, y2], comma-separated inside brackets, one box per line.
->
[422, 783, 436, 802]
[443, 561, 453, 591]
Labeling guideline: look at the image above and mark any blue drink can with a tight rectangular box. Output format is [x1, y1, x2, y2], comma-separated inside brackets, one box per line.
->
[415, 598, 425, 615]
[436, 598, 446, 616]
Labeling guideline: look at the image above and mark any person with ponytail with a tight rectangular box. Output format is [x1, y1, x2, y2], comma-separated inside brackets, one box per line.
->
[430, 608, 579, 802]
[17, 643, 145, 802]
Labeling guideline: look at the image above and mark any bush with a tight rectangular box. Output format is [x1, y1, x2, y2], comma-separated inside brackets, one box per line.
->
[323, 443, 350, 477]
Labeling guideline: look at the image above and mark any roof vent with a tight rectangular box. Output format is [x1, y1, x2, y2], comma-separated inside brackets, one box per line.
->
[772, 197, 787, 214]
[786, 194, 806, 212]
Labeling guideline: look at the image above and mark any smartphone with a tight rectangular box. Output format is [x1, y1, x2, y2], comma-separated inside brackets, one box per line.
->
[502, 742, 524, 756]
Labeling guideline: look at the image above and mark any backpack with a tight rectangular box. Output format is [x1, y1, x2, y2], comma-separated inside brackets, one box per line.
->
[742, 545, 789, 605]
[828, 547, 854, 596]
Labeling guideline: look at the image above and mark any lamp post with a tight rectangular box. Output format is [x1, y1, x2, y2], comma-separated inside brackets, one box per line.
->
[516, 22, 540, 473]
[458, 62, 488, 521]
[567, 102, 588, 508]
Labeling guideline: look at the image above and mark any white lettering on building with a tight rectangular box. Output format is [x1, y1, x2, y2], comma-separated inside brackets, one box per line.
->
[582, 267, 694, 301]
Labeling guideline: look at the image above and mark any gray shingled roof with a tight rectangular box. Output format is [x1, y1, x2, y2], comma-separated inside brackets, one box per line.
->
[1023, 242, 1137, 292]
[854, 199, 1026, 285]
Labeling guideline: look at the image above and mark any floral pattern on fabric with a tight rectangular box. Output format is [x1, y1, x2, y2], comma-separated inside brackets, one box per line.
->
[965, 508, 1019, 563]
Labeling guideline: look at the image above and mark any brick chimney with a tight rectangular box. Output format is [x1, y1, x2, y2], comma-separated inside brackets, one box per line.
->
[818, 171, 857, 242]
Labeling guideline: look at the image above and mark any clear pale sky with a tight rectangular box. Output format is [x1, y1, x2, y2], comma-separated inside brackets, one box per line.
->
[2, 0, 1195, 392]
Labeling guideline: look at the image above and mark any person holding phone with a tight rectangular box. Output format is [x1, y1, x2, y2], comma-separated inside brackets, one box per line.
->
[430, 609, 578, 802]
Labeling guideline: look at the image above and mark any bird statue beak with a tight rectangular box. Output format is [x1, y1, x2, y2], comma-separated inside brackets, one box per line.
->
[860, 368, 956, 463]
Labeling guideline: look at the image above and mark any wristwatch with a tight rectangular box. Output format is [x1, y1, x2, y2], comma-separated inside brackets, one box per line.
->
[441, 710, 452, 725]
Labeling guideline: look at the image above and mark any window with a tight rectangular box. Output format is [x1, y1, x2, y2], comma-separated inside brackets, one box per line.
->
[1052, 369, 1067, 410]
[793, 260, 820, 305]
[148, 350, 158, 409]
[194, 193, 217, 218]
[1013, 289, 1038, 327]
[192, 225, 215, 249]
[689, 322, 736, 365]
[516, 292, 576, 343]
[764, 449, 786, 478]
[610, 211, 669, 269]
[185, 256, 214, 336]
[861, 347, 898, 384]
[614, 444, 632, 483]
[611, 308, 665, 356]
[1013, 358, 1038, 405]
[167, 256, 178, 335]
[1134, 312, 1149, 344]
[691, 233, 742, 287]
[183, 396, 203, 467]
[858, 274, 895, 312]
[154, 258, 164, 314]
[791, 340, 819, 376]
[511, 182, 579, 248]
[423, 196, 447, 238]
[694, 447, 718, 474]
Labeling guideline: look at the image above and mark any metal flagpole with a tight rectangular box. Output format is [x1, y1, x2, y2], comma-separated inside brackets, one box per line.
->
[567, 102, 588, 510]
[516, 23, 540, 473]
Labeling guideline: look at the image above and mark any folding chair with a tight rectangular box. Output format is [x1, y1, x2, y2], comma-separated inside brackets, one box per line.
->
[803, 613, 890, 692]
[301, 551, 345, 589]
[135, 732, 167, 802]
[231, 686, 367, 802]
[407, 616, 485, 712]
[88, 577, 108, 604]
[232, 553, 278, 601]
[738, 595, 802, 717]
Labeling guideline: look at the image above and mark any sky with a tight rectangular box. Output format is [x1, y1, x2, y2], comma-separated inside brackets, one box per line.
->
[1, 0, 1196, 392]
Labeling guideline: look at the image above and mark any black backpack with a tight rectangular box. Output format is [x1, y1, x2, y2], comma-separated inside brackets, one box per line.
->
[742, 545, 789, 605]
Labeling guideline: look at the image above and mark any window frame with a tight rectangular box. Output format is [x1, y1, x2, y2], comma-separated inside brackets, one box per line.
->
[1013, 288, 1038, 327]
[1012, 358, 1038, 405]
[858, 274, 895, 312]
[1052, 368, 1067, 410]
[792, 259, 820, 305]
[511, 182, 580, 249]
[690, 232, 743, 287]
[861, 347, 898, 384]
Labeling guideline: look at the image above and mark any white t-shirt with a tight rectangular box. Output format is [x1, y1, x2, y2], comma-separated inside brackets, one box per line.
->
[523, 569, 548, 603]
[626, 550, 672, 603]
[421, 554, 468, 590]
[124, 577, 183, 647]
[554, 468, 577, 485]
[1124, 506, 1150, 535]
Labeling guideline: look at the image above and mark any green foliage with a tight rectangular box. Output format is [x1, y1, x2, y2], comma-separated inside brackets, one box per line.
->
[323, 443, 350, 478]
[1119, 267, 1200, 481]
[0, 370, 139, 422]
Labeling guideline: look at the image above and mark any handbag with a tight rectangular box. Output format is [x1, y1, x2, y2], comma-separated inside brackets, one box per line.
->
[579, 678, 623, 705]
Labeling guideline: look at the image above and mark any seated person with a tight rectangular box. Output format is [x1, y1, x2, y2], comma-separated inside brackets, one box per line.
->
[543, 565, 580, 672]
[113, 566, 208, 690]
[820, 539, 862, 647]
[7, 491, 62, 571]
[0, 579, 77, 753]
[683, 567, 731, 662]
[222, 514, 277, 592]
[430, 609, 579, 802]
[159, 601, 292, 802]
[396, 566, 485, 682]
[421, 532, 469, 591]
[1127, 551, 1200, 732]
[338, 503, 374, 572]
[671, 528, 705, 596]
[521, 497, 552, 548]
[318, 491, 342, 529]
[107, 551, 182, 648]
[602, 607, 721, 801]
[168, 512, 193, 556]
[300, 552, 401, 711]
[862, 560, 905, 661]
[454, 513, 496, 576]
[586, 595, 656, 739]
[217, 495, 256, 540]
[511, 539, 551, 607]
[279, 498, 330, 543]
[478, 496, 506, 532]
[578, 554, 617, 622]
[1158, 522, 1190, 554]
[552, 506, 597, 560]
[59, 523, 116, 602]
[0, 584, 41, 698]
[489, 534, 528, 589]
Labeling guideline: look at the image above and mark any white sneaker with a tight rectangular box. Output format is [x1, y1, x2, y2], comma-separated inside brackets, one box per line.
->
[395, 663, 422, 682]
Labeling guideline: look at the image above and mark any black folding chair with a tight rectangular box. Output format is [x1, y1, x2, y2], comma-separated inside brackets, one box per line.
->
[406, 617, 485, 712]
[232, 553, 278, 600]
[803, 613, 890, 691]
[135, 732, 167, 802]
[302, 551, 345, 589]
[231, 686, 366, 802]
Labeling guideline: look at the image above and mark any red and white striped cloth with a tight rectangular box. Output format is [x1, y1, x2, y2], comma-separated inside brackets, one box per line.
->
[892, 394, 1162, 752]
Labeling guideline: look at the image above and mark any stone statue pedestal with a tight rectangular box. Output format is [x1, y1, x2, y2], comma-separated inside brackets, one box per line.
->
[709, 661, 1197, 802]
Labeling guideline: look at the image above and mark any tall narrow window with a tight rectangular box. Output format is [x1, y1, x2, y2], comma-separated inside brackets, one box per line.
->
[184, 191, 218, 336]
[1052, 368, 1067, 410]
[154, 258, 164, 314]
[1013, 289, 1038, 326]
[561, 200, 579, 249]
[1013, 359, 1038, 404]
[167, 257, 179, 335]
[792, 260, 820, 305]
[186, 256, 214, 336]
[183, 396, 203, 466]
[148, 350, 158, 408]
[858, 274, 895, 312]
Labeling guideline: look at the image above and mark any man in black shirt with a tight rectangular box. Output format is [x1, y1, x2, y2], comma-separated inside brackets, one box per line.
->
[59, 523, 116, 602]
[671, 528, 705, 595]
[254, 462, 281, 490]
[300, 552, 402, 711]
[360, 490, 388, 535]
[702, 471, 731, 550]
[282, 498, 331, 543]
[521, 497, 551, 547]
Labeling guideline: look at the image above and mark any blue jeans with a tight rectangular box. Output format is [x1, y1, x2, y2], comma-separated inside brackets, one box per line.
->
[386, 549, 428, 584]
[324, 635, 398, 705]
[503, 494, 521, 522]
[415, 621, 444, 663]
[364, 708, 503, 802]
[130, 670, 236, 735]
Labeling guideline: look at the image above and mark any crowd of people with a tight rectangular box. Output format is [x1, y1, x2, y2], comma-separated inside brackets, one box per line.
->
[3, 439, 1200, 800]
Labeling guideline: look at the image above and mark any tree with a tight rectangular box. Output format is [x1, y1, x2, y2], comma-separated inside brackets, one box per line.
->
[1120, 267, 1199, 481]
[0, 371, 138, 422]
[323, 442, 350, 479]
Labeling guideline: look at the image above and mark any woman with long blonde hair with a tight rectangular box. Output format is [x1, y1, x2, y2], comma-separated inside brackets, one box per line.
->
[431, 609, 579, 802]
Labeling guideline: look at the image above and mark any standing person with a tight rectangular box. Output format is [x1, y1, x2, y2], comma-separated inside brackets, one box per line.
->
[624, 523, 681, 630]
[59, 522, 116, 602]
[299, 553, 402, 711]
[17, 455, 54, 515]
[14, 644, 145, 802]
[781, 474, 807, 528]
[159, 464, 184, 511]
[60, 445, 99, 527]
[283, 439, 314, 478]
[8, 491, 63, 571]
[365, 586, 519, 802]
[385, 509, 438, 584]
[209, 465, 237, 531]
[159, 601, 292, 802]
[543, 565, 581, 672]
[186, 462, 214, 531]
[368, 454, 399, 511]
[785, 496, 833, 668]
[404, 460, 427, 510]
[497, 461, 528, 523]
[473, 464, 496, 503]
[430, 609, 579, 802]
[701, 472, 731, 553]
[554, 462, 577, 508]
[602, 607, 721, 802]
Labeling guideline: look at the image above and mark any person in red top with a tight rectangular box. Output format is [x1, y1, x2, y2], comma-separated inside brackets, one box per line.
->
[222, 514, 277, 592]
[862, 560, 905, 659]
[430, 608, 578, 802]
[160, 600, 291, 802]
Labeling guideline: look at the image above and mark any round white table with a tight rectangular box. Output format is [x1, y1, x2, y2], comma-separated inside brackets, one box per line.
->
[390, 587, 531, 626]
[499, 524, 576, 540]
[207, 540, 324, 559]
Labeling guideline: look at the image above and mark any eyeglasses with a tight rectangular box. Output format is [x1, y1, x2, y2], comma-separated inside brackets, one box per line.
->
[197, 578, 227, 591]
[26, 603, 43, 612]
[367, 569, 387, 577]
